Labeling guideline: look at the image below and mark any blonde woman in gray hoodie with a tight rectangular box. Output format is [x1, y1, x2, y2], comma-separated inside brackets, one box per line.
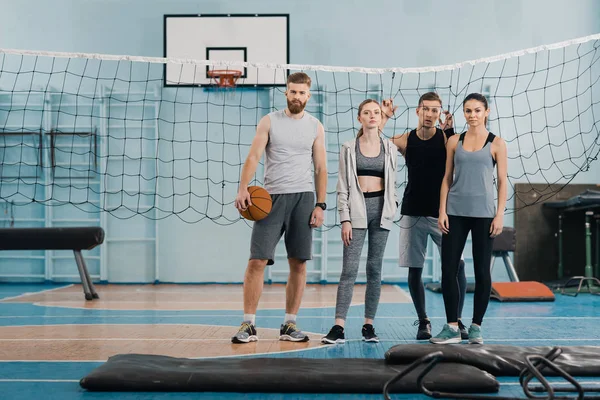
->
[322, 99, 398, 344]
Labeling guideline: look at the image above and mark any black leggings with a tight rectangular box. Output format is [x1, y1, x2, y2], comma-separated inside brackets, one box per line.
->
[408, 260, 466, 321]
[441, 215, 494, 326]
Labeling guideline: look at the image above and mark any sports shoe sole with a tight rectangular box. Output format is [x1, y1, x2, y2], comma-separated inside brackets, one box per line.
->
[429, 337, 462, 344]
[469, 338, 484, 344]
[362, 337, 379, 343]
[279, 334, 309, 342]
[231, 335, 258, 344]
[321, 337, 345, 344]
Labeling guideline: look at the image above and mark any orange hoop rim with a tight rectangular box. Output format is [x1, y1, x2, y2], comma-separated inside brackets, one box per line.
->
[206, 69, 243, 77]
[207, 69, 243, 88]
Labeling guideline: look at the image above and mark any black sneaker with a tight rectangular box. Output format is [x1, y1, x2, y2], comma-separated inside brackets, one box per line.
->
[321, 324, 345, 344]
[458, 320, 469, 340]
[362, 324, 379, 343]
[231, 321, 258, 344]
[415, 319, 432, 340]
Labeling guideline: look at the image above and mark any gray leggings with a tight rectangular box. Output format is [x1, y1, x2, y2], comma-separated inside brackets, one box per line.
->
[335, 195, 390, 320]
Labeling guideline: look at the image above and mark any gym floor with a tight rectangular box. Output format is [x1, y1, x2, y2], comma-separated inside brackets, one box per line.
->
[1, 282, 599, 399]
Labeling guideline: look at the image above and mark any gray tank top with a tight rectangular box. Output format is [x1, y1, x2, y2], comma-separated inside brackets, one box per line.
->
[263, 109, 319, 194]
[446, 132, 497, 218]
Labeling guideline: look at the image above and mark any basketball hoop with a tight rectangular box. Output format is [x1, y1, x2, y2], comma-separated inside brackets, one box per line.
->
[207, 70, 243, 88]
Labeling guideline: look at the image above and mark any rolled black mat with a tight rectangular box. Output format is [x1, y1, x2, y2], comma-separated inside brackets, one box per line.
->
[80, 354, 499, 393]
[385, 344, 600, 376]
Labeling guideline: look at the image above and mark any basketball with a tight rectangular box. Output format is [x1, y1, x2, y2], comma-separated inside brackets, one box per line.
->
[239, 186, 272, 221]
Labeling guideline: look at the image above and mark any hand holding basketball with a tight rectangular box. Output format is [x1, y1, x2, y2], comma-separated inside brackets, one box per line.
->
[235, 188, 252, 211]
[236, 186, 272, 221]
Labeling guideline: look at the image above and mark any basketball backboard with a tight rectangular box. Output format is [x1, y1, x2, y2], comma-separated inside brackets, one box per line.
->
[163, 14, 289, 87]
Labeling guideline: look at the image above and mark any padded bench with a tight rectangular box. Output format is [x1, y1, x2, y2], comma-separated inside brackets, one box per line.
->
[0, 227, 105, 300]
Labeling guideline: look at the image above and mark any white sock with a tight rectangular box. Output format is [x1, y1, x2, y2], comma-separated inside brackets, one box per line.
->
[284, 313, 296, 323]
[243, 314, 255, 325]
[447, 324, 459, 332]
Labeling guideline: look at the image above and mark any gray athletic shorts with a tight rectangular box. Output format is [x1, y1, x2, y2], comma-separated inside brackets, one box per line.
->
[249, 191, 314, 265]
[398, 215, 443, 268]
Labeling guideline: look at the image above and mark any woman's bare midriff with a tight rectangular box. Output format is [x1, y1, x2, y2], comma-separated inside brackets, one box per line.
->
[358, 176, 384, 193]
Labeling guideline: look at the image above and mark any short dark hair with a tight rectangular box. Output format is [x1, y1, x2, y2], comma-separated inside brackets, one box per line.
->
[418, 92, 442, 107]
[287, 72, 311, 88]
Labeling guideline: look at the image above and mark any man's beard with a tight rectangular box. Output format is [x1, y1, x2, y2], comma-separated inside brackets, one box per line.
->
[287, 99, 307, 114]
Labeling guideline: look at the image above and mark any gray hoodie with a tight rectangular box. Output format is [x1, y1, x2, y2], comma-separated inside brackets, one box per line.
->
[336, 138, 399, 230]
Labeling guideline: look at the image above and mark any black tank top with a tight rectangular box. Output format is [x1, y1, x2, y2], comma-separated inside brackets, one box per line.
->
[401, 128, 453, 217]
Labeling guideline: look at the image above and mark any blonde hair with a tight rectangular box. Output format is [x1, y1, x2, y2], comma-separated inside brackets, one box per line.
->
[356, 99, 381, 138]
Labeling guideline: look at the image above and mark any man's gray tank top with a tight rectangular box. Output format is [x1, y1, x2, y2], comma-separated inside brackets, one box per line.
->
[447, 132, 497, 218]
[263, 109, 319, 194]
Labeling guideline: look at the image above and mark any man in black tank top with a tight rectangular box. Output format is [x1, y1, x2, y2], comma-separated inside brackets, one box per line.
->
[380, 92, 468, 341]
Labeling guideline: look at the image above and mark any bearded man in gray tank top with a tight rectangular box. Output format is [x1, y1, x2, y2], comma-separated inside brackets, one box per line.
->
[232, 72, 327, 344]
[380, 93, 469, 341]
[432, 93, 508, 345]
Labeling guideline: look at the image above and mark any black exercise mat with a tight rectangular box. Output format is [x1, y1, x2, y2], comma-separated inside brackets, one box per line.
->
[80, 354, 499, 393]
[386, 344, 600, 376]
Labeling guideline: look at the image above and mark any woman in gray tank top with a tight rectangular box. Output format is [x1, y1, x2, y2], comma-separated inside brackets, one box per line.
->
[431, 93, 508, 345]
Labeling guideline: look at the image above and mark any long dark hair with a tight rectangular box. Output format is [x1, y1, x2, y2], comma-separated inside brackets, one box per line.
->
[357, 99, 381, 138]
[463, 93, 489, 126]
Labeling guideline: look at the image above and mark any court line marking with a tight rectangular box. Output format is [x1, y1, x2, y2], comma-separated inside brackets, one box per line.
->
[1, 315, 599, 320]
[0, 338, 600, 344]
[503, 381, 600, 386]
[1, 338, 310, 341]
[12, 301, 399, 304]
[0, 340, 328, 363]
[0, 286, 408, 295]
[1, 338, 600, 363]
[0, 285, 74, 302]
[368, 338, 600, 342]
[0, 322, 321, 329]
[2, 301, 411, 310]
[0, 379, 80, 383]
[1, 379, 599, 385]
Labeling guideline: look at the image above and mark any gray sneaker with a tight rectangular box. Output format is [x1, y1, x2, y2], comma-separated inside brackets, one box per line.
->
[231, 321, 258, 344]
[279, 321, 309, 342]
[468, 324, 484, 344]
[430, 324, 462, 344]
